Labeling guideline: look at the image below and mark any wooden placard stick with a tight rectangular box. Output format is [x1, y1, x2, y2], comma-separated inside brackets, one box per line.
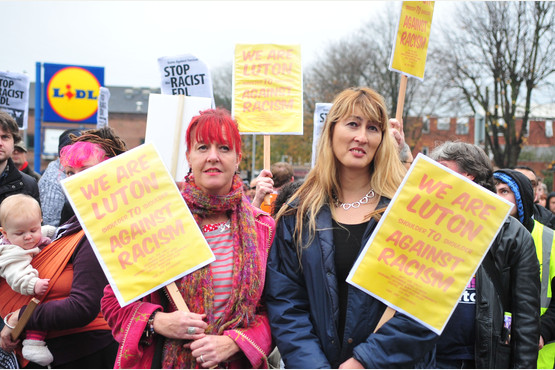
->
[165, 281, 190, 312]
[372, 75, 407, 333]
[263, 135, 272, 205]
[11, 298, 40, 340]
[395, 74, 408, 121]
[373, 306, 396, 333]
[166, 282, 218, 367]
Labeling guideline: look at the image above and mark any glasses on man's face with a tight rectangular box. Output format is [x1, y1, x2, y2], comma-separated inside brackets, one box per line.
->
[531, 180, 538, 188]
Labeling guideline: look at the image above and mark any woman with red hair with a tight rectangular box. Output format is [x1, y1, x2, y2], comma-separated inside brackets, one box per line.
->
[101, 108, 275, 369]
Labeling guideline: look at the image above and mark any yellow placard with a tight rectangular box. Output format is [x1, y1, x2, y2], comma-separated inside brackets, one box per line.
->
[61, 143, 214, 306]
[347, 154, 512, 334]
[389, 1, 435, 80]
[232, 44, 303, 134]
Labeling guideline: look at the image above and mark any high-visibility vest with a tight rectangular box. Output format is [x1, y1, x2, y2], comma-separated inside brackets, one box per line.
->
[533, 220, 555, 369]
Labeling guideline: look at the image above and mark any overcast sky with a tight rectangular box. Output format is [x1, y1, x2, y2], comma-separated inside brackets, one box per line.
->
[2, 1, 457, 88]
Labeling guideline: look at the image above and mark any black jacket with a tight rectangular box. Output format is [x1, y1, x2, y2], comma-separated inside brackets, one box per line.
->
[474, 216, 540, 368]
[266, 197, 437, 368]
[0, 158, 40, 206]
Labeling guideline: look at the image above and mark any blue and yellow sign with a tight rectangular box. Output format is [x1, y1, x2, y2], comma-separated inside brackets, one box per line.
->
[44, 63, 104, 123]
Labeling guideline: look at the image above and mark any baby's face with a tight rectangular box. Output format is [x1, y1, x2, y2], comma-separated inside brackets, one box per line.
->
[3, 213, 42, 250]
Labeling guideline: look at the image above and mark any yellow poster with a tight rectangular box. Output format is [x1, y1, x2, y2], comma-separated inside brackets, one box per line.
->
[61, 143, 214, 306]
[233, 44, 303, 134]
[347, 154, 512, 334]
[389, 1, 435, 80]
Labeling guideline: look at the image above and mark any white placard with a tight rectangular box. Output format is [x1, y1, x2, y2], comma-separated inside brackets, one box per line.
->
[145, 94, 212, 181]
[311, 103, 332, 167]
[96, 87, 110, 128]
[158, 54, 214, 107]
[0, 71, 30, 129]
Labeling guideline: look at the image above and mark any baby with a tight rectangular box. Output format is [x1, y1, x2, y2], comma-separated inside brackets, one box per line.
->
[0, 194, 56, 366]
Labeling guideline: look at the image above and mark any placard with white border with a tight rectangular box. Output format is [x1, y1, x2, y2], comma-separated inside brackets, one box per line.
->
[311, 103, 332, 167]
[232, 44, 303, 134]
[347, 153, 512, 334]
[62, 143, 214, 306]
[0, 71, 30, 129]
[158, 53, 215, 105]
[389, 1, 435, 80]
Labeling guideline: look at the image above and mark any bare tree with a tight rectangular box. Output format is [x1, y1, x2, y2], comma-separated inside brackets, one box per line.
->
[433, 1, 554, 167]
[210, 5, 463, 167]
[211, 62, 233, 111]
[304, 5, 446, 150]
[304, 6, 414, 118]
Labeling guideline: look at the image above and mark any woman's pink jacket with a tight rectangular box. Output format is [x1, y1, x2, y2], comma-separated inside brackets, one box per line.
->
[101, 206, 275, 369]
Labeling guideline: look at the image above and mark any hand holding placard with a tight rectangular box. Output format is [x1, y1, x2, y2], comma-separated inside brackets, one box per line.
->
[11, 298, 39, 341]
[165, 282, 190, 312]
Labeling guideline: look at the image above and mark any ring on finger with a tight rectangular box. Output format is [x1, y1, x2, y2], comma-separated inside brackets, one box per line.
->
[187, 326, 195, 335]
[199, 354, 204, 363]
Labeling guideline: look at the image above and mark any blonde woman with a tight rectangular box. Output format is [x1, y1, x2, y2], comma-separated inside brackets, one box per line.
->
[265, 87, 437, 368]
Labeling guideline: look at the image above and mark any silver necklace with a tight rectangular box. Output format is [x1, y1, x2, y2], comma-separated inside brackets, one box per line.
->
[334, 189, 375, 210]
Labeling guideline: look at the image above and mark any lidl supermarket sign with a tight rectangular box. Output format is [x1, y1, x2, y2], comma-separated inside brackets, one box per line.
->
[44, 63, 104, 123]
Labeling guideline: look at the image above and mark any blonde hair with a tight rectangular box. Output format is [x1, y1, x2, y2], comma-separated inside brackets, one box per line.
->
[275, 87, 406, 260]
[0, 194, 42, 228]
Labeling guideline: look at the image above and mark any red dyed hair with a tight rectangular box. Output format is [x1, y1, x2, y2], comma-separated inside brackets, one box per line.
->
[186, 108, 242, 155]
[60, 141, 107, 168]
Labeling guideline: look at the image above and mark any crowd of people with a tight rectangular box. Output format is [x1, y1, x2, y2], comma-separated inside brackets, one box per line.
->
[0, 85, 553, 369]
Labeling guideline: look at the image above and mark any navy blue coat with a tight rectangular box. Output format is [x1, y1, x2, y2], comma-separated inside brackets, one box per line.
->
[265, 197, 438, 368]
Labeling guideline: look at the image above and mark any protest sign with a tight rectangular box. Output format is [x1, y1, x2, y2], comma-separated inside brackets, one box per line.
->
[389, 1, 435, 80]
[43, 128, 66, 156]
[96, 87, 110, 128]
[61, 143, 214, 307]
[158, 54, 214, 106]
[145, 94, 212, 180]
[232, 44, 303, 134]
[0, 71, 30, 129]
[389, 1, 435, 120]
[311, 103, 332, 167]
[347, 154, 512, 334]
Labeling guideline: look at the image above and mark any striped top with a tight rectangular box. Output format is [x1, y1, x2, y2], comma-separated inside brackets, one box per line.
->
[203, 220, 234, 318]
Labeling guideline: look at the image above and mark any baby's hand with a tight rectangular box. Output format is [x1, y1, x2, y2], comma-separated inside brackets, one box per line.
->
[34, 278, 50, 296]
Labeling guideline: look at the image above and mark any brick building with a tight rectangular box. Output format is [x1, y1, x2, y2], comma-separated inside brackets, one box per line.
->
[405, 106, 555, 190]
[15, 84, 555, 190]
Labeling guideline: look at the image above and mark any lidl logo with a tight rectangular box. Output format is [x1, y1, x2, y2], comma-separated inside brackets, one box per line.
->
[44, 63, 104, 123]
